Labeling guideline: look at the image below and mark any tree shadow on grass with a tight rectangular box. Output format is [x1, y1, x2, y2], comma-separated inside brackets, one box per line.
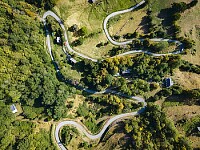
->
[157, 8, 176, 36]
[165, 93, 199, 106]
[139, 16, 151, 34]
[157, 7, 175, 26]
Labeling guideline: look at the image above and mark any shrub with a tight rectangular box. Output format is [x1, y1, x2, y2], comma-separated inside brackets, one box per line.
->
[150, 41, 169, 52]
[78, 27, 88, 36]
[71, 37, 83, 46]
[68, 24, 78, 32]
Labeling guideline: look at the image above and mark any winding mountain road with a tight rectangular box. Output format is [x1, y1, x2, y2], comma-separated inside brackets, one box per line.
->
[42, 1, 184, 149]
[103, 0, 146, 45]
[54, 85, 146, 150]
[55, 99, 146, 150]
[103, 0, 183, 56]
[43, 11, 98, 62]
[43, 3, 183, 63]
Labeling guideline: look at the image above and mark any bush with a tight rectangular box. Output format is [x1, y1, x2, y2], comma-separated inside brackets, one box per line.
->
[181, 39, 194, 49]
[183, 116, 200, 136]
[143, 38, 150, 48]
[179, 60, 200, 74]
[77, 102, 89, 117]
[96, 42, 104, 48]
[113, 35, 120, 40]
[78, 27, 88, 36]
[172, 2, 187, 13]
[187, 0, 198, 8]
[71, 37, 83, 46]
[171, 85, 183, 95]
[68, 24, 78, 32]
[150, 41, 169, 52]
[150, 82, 159, 91]
[123, 33, 134, 39]
[158, 88, 172, 97]
[172, 13, 181, 21]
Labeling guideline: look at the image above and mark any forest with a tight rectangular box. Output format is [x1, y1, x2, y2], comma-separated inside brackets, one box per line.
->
[0, 0, 74, 149]
[0, 101, 56, 149]
[0, 0, 76, 120]
[0, 0, 199, 149]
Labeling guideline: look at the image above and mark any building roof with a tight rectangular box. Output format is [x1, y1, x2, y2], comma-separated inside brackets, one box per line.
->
[56, 37, 61, 43]
[10, 104, 18, 113]
[88, 0, 97, 3]
[70, 58, 77, 64]
[122, 69, 131, 74]
[165, 78, 173, 88]
[114, 73, 120, 77]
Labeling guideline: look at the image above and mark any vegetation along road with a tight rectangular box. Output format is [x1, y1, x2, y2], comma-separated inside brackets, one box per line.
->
[42, 0, 186, 149]
[43, 11, 98, 62]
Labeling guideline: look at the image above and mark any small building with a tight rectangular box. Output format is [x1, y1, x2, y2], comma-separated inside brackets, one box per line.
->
[121, 69, 131, 75]
[197, 127, 200, 132]
[180, 47, 184, 52]
[88, 0, 97, 3]
[69, 58, 77, 64]
[56, 37, 61, 43]
[10, 104, 18, 113]
[114, 73, 120, 77]
[164, 78, 174, 88]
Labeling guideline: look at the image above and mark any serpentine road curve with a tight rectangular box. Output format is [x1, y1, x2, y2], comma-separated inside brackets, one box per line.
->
[42, 1, 184, 149]
[56, 98, 146, 150]
[43, 11, 98, 62]
[103, 0, 183, 56]
[43, 0, 183, 63]
[103, 0, 146, 46]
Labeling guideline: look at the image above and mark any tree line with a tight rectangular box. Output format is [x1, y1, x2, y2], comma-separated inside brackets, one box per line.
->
[79, 54, 181, 92]
[25, 0, 58, 10]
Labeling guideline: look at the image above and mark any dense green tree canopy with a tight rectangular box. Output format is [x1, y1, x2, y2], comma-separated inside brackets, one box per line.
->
[0, 0, 75, 119]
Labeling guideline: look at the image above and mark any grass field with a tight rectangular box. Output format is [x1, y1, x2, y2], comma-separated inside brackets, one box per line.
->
[177, 1, 200, 65]
[53, 0, 140, 59]
[172, 69, 200, 90]
[108, 8, 147, 38]
[148, 0, 189, 25]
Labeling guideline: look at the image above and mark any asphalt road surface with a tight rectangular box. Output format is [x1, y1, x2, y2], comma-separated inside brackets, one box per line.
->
[42, 1, 184, 149]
